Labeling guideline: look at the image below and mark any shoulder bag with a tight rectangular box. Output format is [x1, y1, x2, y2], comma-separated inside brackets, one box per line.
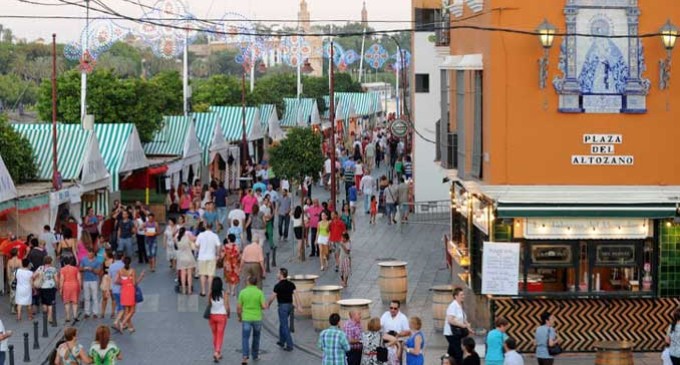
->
[203, 300, 212, 320]
[547, 328, 563, 356]
[33, 266, 44, 289]
[135, 285, 144, 303]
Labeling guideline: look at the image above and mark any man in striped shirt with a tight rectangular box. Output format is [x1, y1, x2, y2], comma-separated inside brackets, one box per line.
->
[318, 313, 350, 365]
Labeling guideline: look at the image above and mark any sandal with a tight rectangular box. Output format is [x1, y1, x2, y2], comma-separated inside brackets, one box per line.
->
[241, 356, 249, 365]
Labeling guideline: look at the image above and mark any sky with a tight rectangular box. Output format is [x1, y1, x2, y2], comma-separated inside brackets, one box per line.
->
[2, 0, 411, 42]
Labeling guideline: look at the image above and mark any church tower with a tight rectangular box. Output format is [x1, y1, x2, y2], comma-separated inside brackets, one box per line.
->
[361, 1, 368, 27]
[298, 0, 311, 32]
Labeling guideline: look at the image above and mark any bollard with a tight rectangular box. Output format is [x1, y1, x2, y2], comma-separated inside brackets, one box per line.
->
[51, 302, 57, 327]
[8, 344, 14, 365]
[22, 333, 30, 362]
[32, 321, 39, 349]
[42, 311, 49, 338]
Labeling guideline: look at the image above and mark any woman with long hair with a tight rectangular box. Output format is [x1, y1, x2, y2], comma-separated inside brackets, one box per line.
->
[100, 249, 116, 319]
[76, 231, 93, 264]
[208, 277, 230, 362]
[55, 327, 92, 365]
[165, 217, 178, 270]
[7, 248, 21, 314]
[316, 211, 330, 271]
[58, 227, 78, 267]
[115, 257, 145, 333]
[292, 206, 304, 261]
[175, 228, 197, 295]
[667, 309, 680, 365]
[461, 337, 480, 365]
[59, 256, 81, 324]
[222, 234, 240, 296]
[89, 325, 122, 364]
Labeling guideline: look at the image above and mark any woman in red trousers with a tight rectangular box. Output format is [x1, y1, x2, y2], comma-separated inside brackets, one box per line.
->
[208, 277, 230, 362]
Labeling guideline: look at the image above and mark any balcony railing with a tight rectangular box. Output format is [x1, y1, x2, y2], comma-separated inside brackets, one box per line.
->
[435, 11, 450, 47]
[440, 132, 458, 170]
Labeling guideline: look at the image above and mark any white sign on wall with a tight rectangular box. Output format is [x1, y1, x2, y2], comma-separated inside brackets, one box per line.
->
[572, 134, 634, 166]
[481, 242, 520, 296]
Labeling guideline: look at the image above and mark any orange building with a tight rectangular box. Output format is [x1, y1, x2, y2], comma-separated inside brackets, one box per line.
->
[439, 0, 680, 352]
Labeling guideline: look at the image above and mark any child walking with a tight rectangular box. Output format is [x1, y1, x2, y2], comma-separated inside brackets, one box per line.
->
[370, 196, 377, 224]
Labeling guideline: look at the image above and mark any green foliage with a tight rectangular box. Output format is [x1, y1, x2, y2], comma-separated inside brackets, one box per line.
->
[0, 74, 39, 106]
[268, 127, 323, 183]
[0, 114, 37, 183]
[36, 68, 182, 142]
[192, 75, 242, 107]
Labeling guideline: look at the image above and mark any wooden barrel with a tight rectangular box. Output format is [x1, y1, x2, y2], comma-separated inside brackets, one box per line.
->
[289, 274, 318, 318]
[311, 285, 343, 331]
[431, 285, 453, 330]
[593, 341, 634, 365]
[378, 261, 408, 304]
[338, 299, 372, 330]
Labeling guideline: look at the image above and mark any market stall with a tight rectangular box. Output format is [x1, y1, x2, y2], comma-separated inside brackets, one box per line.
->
[259, 104, 285, 141]
[193, 112, 229, 183]
[281, 98, 321, 128]
[209, 106, 263, 163]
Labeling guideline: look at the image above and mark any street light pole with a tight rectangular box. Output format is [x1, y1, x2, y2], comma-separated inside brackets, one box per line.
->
[241, 73, 248, 168]
[51, 34, 59, 191]
[329, 36, 337, 208]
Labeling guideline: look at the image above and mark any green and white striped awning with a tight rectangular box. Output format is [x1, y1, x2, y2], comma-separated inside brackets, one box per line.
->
[369, 92, 383, 114]
[336, 92, 375, 116]
[93, 124, 149, 191]
[258, 104, 275, 135]
[193, 112, 229, 165]
[282, 98, 320, 127]
[11, 124, 110, 192]
[0, 153, 17, 204]
[323, 94, 357, 122]
[144, 115, 202, 167]
[209, 106, 263, 141]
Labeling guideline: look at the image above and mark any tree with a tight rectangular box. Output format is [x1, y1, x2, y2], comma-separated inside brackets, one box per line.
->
[268, 127, 323, 260]
[192, 74, 242, 107]
[36, 69, 177, 142]
[0, 113, 37, 183]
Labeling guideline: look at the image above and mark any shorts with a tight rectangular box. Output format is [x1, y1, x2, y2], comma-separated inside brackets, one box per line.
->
[40, 288, 56, 306]
[113, 293, 123, 312]
[317, 235, 329, 245]
[329, 241, 341, 253]
[294, 226, 303, 240]
[349, 201, 356, 208]
[198, 259, 217, 276]
[145, 237, 158, 258]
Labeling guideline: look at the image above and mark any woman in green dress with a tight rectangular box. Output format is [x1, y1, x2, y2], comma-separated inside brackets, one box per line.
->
[89, 325, 122, 365]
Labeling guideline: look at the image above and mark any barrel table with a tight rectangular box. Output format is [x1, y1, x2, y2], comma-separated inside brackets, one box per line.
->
[311, 285, 343, 331]
[378, 261, 408, 304]
[430, 285, 453, 330]
[337, 299, 372, 330]
[289, 274, 318, 318]
[593, 341, 634, 365]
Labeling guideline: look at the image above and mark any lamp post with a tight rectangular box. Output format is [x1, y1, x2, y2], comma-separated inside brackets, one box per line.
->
[659, 19, 679, 90]
[241, 73, 248, 168]
[329, 36, 337, 208]
[536, 19, 556, 89]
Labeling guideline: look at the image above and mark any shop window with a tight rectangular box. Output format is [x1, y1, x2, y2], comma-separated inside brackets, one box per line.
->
[518, 240, 654, 296]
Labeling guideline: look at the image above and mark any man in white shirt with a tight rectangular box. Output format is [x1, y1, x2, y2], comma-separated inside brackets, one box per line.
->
[359, 174, 374, 214]
[323, 157, 332, 190]
[380, 300, 411, 337]
[39, 225, 58, 261]
[228, 202, 246, 228]
[503, 337, 524, 365]
[196, 223, 222, 297]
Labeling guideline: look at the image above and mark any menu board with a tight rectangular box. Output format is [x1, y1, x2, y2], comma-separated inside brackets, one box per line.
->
[531, 244, 573, 266]
[482, 242, 520, 296]
[595, 244, 636, 266]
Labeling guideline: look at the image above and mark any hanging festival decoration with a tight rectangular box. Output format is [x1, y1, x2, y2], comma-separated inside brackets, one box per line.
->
[136, 0, 198, 59]
[212, 12, 255, 45]
[364, 43, 390, 69]
[323, 42, 344, 64]
[79, 50, 96, 74]
[392, 49, 412, 70]
[343, 49, 360, 65]
[280, 35, 312, 67]
[64, 19, 130, 61]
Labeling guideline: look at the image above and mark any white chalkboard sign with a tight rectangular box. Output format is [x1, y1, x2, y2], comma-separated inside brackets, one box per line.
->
[481, 242, 520, 296]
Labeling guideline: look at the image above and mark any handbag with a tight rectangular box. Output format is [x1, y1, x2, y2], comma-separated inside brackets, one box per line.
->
[10, 269, 17, 290]
[135, 285, 144, 303]
[33, 267, 44, 289]
[203, 301, 211, 320]
[450, 324, 470, 338]
[547, 328, 563, 356]
[376, 346, 388, 362]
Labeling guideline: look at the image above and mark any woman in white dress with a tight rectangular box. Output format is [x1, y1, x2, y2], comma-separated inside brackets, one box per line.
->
[15, 259, 34, 321]
[164, 218, 178, 270]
